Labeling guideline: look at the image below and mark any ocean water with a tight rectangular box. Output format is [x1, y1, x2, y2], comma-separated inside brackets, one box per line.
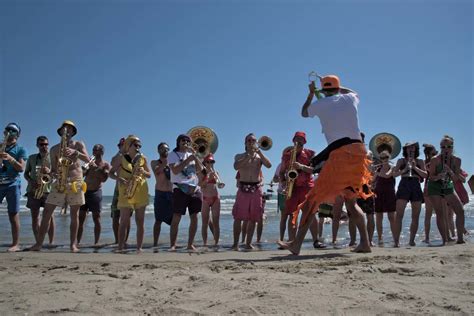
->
[0, 194, 473, 252]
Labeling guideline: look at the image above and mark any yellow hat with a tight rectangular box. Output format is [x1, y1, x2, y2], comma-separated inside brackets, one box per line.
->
[124, 135, 140, 152]
[57, 120, 77, 136]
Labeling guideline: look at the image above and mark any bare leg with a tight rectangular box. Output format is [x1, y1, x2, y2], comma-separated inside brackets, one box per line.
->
[287, 213, 297, 242]
[393, 199, 408, 247]
[277, 205, 314, 255]
[445, 194, 465, 244]
[47, 216, 55, 245]
[153, 220, 162, 247]
[201, 203, 211, 246]
[245, 221, 256, 249]
[232, 219, 242, 250]
[332, 197, 343, 244]
[447, 205, 455, 239]
[211, 200, 220, 246]
[423, 196, 433, 243]
[7, 213, 21, 252]
[345, 199, 371, 253]
[187, 213, 198, 250]
[169, 213, 181, 251]
[409, 201, 422, 246]
[241, 220, 248, 243]
[92, 212, 101, 245]
[279, 212, 288, 242]
[256, 219, 263, 243]
[30, 208, 40, 243]
[348, 217, 357, 246]
[69, 206, 81, 252]
[118, 208, 132, 251]
[77, 209, 87, 244]
[318, 217, 323, 239]
[376, 212, 384, 244]
[112, 215, 120, 244]
[366, 213, 375, 245]
[29, 203, 56, 251]
[429, 195, 448, 244]
[135, 208, 145, 253]
[309, 214, 319, 243]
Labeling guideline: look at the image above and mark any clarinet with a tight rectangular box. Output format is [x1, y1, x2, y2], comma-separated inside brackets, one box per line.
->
[442, 153, 450, 188]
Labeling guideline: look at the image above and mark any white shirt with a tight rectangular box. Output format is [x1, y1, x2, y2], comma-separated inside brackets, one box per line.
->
[168, 150, 199, 188]
[307, 92, 362, 144]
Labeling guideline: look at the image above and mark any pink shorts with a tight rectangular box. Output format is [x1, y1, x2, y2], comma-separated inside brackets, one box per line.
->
[232, 187, 263, 222]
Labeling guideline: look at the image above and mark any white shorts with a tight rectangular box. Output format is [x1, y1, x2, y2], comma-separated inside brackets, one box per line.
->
[46, 184, 85, 207]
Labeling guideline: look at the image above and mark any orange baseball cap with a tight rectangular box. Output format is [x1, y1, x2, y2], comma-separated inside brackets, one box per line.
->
[320, 75, 340, 89]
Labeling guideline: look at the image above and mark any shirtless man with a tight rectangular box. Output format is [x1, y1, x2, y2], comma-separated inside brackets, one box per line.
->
[77, 144, 110, 246]
[30, 120, 90, 252]
[232, 133, 271, 250]
[150, 142, 173, 247]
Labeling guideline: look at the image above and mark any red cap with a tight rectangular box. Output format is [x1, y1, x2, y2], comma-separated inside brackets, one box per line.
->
[204, 154, 215, 163]
[293, 131, 307, 144]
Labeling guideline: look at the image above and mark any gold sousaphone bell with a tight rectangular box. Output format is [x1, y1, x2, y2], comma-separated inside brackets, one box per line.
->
[369, 132, 402, 161]
[187, 126, 219, 158]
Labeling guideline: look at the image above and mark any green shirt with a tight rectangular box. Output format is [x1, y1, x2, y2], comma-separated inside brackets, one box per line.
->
[25, 153, 52, 194]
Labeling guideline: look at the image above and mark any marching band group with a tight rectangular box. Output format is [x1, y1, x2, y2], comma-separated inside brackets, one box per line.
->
[0, 74, 470, 254]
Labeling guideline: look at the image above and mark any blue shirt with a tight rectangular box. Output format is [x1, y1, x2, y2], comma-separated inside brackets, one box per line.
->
[0, 143, 28, 182]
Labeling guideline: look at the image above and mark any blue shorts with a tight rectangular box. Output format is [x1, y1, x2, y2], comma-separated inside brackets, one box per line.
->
[0, 180, 21, 214]
[154, 190, 173, 225]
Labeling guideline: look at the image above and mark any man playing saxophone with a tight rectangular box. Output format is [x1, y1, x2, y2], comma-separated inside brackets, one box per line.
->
[278, 132, 317, 244]
[30, 120, 90, 252]
[24, 136, 55, 246]
[0, 123, 27, 252]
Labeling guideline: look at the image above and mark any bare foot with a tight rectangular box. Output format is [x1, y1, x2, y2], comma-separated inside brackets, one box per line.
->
[370, 241, 376, 247]
[393, 243, 400, 248]
[169, 245, 177, 252]
[136, 248, 143, 254]
[7, 245, 21, 252]
[447, 237, 455, 242]
[70, 245, 80, 253]
[276, 240, 299, 255]
[231, 244, 240, 251]
[28, 244, 42, 252]
[187, 245, 197, 252]
[243, 243, 255, 250]
[378, 239, 384, 245]
[351, 244, 372, 253]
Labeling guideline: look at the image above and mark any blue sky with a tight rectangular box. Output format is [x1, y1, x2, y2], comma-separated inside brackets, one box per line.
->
[1, 0, 472, 195]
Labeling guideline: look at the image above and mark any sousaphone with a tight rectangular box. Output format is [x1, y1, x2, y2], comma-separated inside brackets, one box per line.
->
[369, 132, 401, 160]
[187, 126, 219, 159]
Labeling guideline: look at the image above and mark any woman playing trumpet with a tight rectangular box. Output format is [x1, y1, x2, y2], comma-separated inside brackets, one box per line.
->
[199, 153, 224, 247]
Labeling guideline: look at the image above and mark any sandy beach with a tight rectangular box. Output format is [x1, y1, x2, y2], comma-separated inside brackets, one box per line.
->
[1, 243, 472, 315]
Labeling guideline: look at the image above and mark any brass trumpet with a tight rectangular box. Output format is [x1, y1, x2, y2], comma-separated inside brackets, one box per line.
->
[257, 136, 272, 151]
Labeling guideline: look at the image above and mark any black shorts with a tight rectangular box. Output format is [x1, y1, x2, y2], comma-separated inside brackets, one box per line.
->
[154, 190, 173, 225]
[26, 191, 48, 209]
[357, 196, 375, 215]
[80, 189, 102, 213]
[172, 188, 202, 215]
[396, 177, 423, 202]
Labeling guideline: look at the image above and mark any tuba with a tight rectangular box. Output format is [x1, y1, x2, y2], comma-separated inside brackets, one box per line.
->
[125, 152, 145, 199]
[34, 153, 52, 199]
[257, 136, 272, 151]
[56, 127, 73, 193]
[368, 132, 401, 162]
[187, 126, 219, 159]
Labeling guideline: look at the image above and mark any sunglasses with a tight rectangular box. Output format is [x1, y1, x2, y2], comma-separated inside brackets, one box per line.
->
[133, 143, 142, 148]
[5, 129, 19, 136]
[38, 143, 49, 147]
[440, 145, 453, 149]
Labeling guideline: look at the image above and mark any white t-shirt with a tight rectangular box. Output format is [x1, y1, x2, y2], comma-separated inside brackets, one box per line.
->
[307, 92, 362, 144]
[168, 150, 199, 188]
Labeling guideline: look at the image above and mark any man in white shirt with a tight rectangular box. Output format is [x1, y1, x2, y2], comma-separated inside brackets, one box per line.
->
[279, 75, 372, 255]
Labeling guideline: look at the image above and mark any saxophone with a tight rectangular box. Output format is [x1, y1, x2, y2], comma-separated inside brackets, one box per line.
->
[125, 152, 144, 199]
[286, 142, 299, 199]
[56, 127, 73, 193]
[34, 153, 52, 199]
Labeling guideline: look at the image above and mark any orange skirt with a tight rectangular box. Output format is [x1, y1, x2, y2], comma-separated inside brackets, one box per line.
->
[293, 143, 373, 226]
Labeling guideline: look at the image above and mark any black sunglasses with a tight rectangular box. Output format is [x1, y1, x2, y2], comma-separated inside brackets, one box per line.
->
[134, 143, 142, 148]
[38, 143, 49, 147]
[440, 145, 453, 149]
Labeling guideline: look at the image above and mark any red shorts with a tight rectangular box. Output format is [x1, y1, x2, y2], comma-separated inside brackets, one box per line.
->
[285, 185, 311, 216]
[232, 187, 263, 222]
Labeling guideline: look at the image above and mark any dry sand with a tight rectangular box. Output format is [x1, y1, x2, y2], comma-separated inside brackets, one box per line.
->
[1, 244, 473, 315]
